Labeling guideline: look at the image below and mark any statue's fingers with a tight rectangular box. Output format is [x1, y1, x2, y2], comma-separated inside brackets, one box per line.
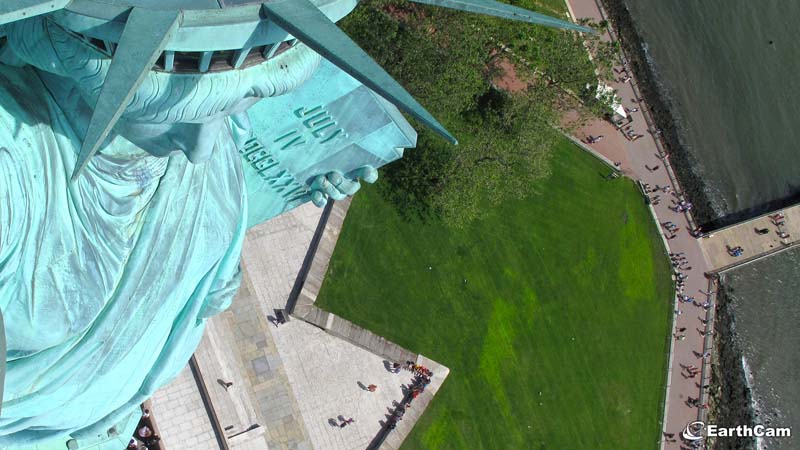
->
[310, 190, 328, 207]
[351, 165, 378, 184]
[310, 174, 328, 191]
[337, 178, 361, 196]
[325, 171, 345, 187]
[318, 178, 345, 200]
[324, 183, 347, 201]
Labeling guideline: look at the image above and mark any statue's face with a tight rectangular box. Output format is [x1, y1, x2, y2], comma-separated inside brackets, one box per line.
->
[6, 17, 321, 162]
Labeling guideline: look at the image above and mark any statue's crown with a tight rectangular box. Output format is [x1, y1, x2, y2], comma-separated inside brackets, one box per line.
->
[0, 0, 589, 179]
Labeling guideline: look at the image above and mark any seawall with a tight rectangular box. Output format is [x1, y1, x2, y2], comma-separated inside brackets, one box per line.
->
[598, 0, 717, 228]
[709, 284, 757, 450]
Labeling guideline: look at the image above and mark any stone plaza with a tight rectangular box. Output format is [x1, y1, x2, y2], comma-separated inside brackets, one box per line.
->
[149, 203, 449, 450]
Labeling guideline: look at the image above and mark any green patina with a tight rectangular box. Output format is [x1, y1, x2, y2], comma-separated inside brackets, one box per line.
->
[0, 0, 587, 448]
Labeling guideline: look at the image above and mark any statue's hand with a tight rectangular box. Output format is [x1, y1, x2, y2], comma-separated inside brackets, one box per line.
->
[308, 166, 378, 207]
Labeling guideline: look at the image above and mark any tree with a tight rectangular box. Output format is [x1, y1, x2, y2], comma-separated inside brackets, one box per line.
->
[434, 86, 557, 227]
[340, 0, 593, 227]
[381, 85, 558, 227]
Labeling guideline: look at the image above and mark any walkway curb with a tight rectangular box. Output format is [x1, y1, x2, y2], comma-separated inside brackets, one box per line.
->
[283, 198, 451, 450]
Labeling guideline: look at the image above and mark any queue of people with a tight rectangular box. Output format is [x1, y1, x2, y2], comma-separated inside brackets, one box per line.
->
[385, 370, 433, 432]
[127, 407, 161, 450]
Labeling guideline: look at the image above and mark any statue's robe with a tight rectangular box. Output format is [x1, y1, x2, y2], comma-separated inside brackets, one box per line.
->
[0, 64, 246, 444]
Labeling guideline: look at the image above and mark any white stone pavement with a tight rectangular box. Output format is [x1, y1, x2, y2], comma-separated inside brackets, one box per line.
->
[243, 204, 421, 450]
[151, 202, 437, 450]
[241, 203, 324, 312]
[150, 365, 218, 450]
[271, 320, 416, 450]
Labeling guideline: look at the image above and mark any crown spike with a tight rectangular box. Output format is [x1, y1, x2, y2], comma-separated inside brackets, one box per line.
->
[261, 0, 458, 144]
[408, 0, 592, 33]
[71, 7, 182, 181]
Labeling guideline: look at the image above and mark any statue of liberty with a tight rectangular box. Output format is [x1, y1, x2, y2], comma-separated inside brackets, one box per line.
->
[0, 0, 585, 448]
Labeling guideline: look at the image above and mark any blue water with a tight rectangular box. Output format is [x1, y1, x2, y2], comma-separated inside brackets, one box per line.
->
[725, 253, 800, 450]
[624, 0, 800, 215]
[622, 1, 800, 448]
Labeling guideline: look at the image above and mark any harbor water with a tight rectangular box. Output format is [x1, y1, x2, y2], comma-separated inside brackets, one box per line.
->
[723, 254, 800, 450]
[619, 0, 800, 448]
[623, 0, 800, 217]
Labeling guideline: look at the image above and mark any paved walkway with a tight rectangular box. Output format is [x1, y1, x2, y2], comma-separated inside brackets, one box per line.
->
[564, 0, 718, 447]
[242, 204, 447, 450]
[150, 366, 218, 450]
[698, 204, 800, 272]
[151, 201, 448, 450]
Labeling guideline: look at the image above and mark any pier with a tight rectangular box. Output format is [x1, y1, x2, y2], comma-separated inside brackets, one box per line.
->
[698, 204, 800, 273]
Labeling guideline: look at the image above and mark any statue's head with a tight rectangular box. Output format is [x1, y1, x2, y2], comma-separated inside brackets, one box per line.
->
[4, 14, 324, 162]
[0, 0, 588, 177]
[1, 0, 353, 166]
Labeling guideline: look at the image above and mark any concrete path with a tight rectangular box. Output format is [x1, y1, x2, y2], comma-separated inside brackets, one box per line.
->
[241, 204, 446, 450]
[149, 198, 450, 450]
[565, 0, 718, 447]
[150, 365, 219, 450]
[698, 204, 800, 272]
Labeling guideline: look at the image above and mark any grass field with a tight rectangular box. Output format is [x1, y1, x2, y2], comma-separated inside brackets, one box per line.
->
[315, 140, 673, 449]
[529, 0, 570, 15]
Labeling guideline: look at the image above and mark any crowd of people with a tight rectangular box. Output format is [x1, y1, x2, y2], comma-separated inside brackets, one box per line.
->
[341, 360, 436, 441]
[670, 250, 692, 271]
[771, 212, 791, 240]
[127, 408, 161, 450]
[385, 367, 433, 432]
[669, 247, 717, 438]
[587, 22, 727, 450]
[670, 200, 693, 213]
[726, 245, 744, 257]
[670, 252, 691, 294]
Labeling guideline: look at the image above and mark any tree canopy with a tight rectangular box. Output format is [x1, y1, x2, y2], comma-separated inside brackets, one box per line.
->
[341, 0, 606, 226]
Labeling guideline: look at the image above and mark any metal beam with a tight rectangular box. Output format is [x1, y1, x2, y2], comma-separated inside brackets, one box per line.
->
[261, 0, 457, 144]
[408, 0, 592, 33]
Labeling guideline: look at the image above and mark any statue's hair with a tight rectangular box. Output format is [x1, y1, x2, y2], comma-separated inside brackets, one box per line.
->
[6, 17, 321, 124]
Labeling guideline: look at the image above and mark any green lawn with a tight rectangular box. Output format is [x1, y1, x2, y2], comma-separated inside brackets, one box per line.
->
[315, 140, 673, 449]
[529, 0, 570, 15]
